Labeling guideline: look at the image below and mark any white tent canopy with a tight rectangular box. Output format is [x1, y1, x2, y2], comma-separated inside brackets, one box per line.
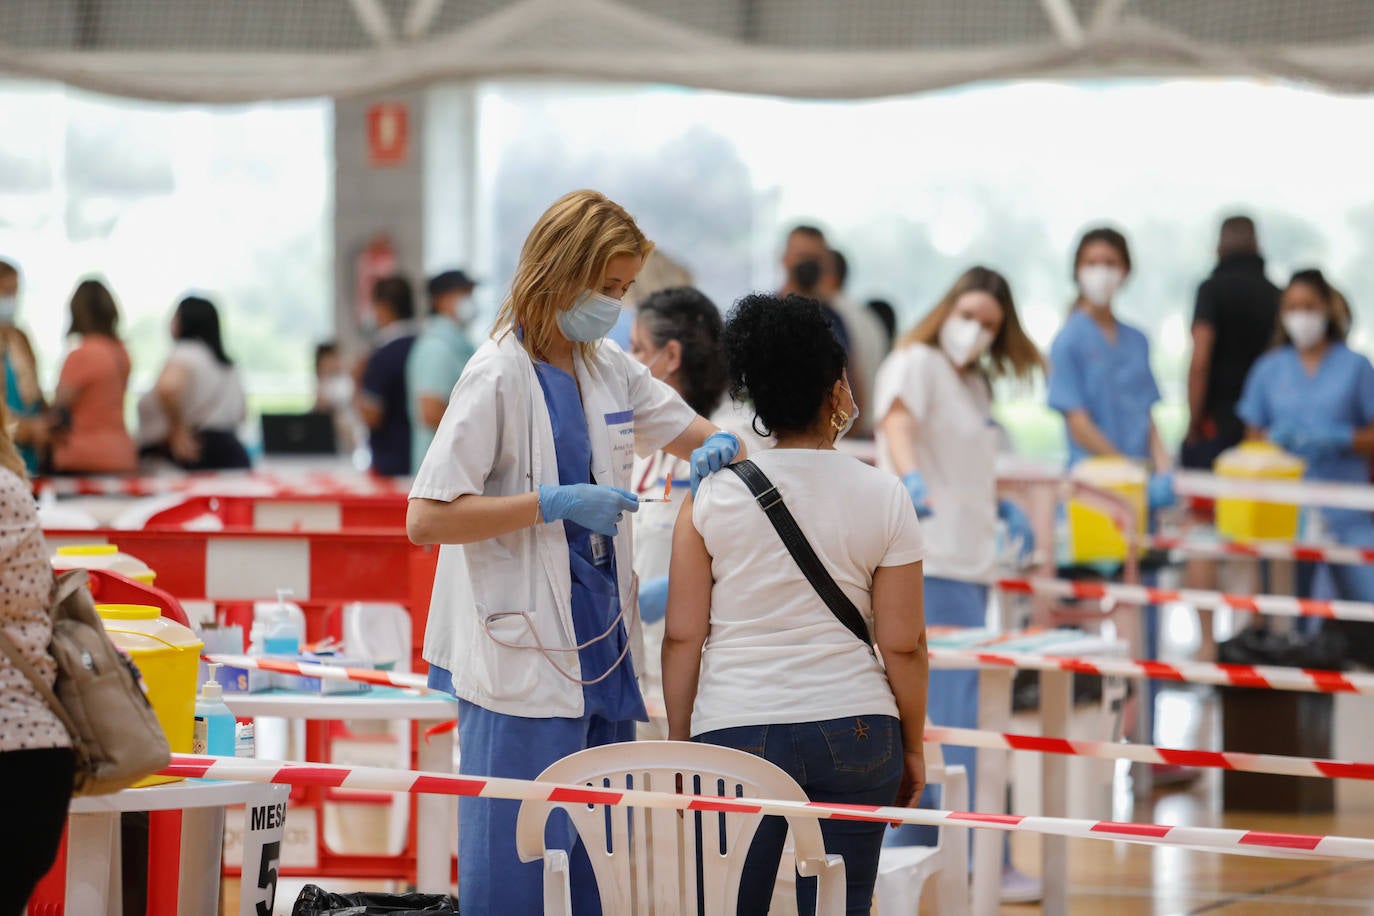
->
[1, 0, 1373, 102]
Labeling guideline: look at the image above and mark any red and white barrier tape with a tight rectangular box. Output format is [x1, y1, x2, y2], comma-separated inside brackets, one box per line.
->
[161, 753, 1374, 860]
[204, 654, 449, 697]
[1152, 535, 1374, 568]
[925, 725, 1374, 782]
[1174, 470, 1374, 513]
[930, 647, 1368, 695]
[997, 576, 1374, 624]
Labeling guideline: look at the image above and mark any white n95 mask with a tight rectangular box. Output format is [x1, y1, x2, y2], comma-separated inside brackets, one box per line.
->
[1282, 311, 1327, 351]
[1077, 265, 1125, 307]
[939, 315, 995, 367]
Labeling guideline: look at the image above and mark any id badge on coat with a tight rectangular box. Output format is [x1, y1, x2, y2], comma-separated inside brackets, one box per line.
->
[605, 409, 636, 481]
[590, 533, 612, 567]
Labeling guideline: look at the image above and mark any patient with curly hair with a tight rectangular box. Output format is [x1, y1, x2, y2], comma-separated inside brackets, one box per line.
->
[661, 292, 930, 915]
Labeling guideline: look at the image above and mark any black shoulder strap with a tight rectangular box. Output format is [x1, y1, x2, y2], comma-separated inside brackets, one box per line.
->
[726, 460, 874, 650]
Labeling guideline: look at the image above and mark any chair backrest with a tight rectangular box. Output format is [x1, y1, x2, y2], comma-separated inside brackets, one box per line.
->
[515, 740, 842, 915]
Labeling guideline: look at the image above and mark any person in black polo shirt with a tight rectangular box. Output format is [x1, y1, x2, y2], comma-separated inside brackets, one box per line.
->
[357, 275, 418, 476]
[1183, 215, 1281, 468]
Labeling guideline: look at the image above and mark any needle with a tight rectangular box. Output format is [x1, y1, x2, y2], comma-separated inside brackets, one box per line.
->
[639, 475, 673, 503]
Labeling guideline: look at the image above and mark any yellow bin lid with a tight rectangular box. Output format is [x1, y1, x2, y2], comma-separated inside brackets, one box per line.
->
[96, 604, 203, 652]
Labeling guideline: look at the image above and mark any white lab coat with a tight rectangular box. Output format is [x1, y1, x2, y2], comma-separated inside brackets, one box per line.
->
[410, 332, 696, 718]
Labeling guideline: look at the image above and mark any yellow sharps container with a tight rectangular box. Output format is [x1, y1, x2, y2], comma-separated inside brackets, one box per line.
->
[1067, 457, 1147, 564]
[95, 604, 204, 787]
[1214, 442, 1306, 543]
[53, 544, 157, 585]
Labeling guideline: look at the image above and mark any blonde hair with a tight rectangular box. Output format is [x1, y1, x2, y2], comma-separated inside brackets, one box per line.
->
[494, 190, 654, 362]
[0, 401, 27, 479]
[898, 265, 1043, 381]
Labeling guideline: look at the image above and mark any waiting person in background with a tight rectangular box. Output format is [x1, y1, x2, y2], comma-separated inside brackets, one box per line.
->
[1238, 269, 1374, 665]
[358, 276, 418, 476]
[0, 402, 74, 909]
[820, 249, 886, 437]
[608, 249, 693, 351]
[663, 292, 927, 915]
[867, 298, 898, 356]
[407, 270, 478, 473]
[625, 286, 732, 735]
[0, 260, 47, 473]
[1181, 215, 1281, 657]
[779, 224, 851, 353]
[874, 266, 1045, 902]
[313, 341, 361, 454]
[1184, 215, 1281, 468]
[50, 279, 136, 475]
[138, 295, 250, 470]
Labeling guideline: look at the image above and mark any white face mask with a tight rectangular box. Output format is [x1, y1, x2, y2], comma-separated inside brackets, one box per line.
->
[1077, 264, 1125, 308]
[1282, 311, 1327, 351]
[0, 295, 16, 325]
[939, 315, 995, 367]
[321, 373, 354, 408]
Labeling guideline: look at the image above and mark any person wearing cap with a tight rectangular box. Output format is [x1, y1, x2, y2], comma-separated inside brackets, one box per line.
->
[407, 269, 479, 473]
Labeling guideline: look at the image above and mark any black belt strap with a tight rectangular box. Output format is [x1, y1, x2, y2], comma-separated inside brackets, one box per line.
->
[726, 460, 874, 651]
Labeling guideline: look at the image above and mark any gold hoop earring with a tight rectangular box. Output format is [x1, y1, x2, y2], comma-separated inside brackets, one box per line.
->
[830, 409, 849, 432]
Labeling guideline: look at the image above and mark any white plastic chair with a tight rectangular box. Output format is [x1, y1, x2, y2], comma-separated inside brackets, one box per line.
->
[873, 740, 971, 915]
[515, 740, 847, 915]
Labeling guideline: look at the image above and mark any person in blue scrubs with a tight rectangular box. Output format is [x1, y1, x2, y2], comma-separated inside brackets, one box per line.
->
[1237, 268, 1374, 663]
[1046, 227, 1183, 780]
[407, 191, 743, 915]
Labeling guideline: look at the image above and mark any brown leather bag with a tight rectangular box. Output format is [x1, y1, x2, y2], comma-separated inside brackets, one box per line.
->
[0, 569, 171, 795]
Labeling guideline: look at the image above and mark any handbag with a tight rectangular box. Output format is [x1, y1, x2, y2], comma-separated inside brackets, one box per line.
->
[0, 569, 171, 796]
[726, 460, 874, 651]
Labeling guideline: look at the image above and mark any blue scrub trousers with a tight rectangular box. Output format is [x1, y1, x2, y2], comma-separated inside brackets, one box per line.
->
[455, 699, 635, 915]
[884, 577, 1010, 865]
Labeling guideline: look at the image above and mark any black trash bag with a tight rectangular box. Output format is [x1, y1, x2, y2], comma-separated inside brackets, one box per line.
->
[1217, 623, 1346, 671]
[292, 884, 459, 915]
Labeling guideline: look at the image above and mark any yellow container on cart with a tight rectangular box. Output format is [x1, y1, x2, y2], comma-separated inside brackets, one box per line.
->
[53, 544, 157, 585]
[96, 604, 203, 787]
[1067, 458, 1147, 564]
[1214, 442, 1306, 543]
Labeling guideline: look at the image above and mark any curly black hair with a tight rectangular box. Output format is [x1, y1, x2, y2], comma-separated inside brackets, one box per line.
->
[723, 293, 847, 437]
[636, 286, 728, 417]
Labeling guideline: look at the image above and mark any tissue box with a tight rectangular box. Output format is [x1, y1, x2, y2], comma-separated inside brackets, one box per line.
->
[272, 653, 373, 695]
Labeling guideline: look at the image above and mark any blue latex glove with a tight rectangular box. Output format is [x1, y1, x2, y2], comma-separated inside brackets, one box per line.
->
[538, 483, 638, 537]
[901, 471, 934, 519]
[638, 576, 670, 624]
[1271, 422, 1353, 460]
[690, 431, 741, 496]
[1148, 472, 1177, 512]
[997, 499, 1035, 561]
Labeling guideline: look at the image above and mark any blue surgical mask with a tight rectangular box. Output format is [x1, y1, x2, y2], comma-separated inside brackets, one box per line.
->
[559, 290, 622, 342]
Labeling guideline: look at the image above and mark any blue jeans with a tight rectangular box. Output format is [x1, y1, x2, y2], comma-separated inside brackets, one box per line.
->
[694, 715, 903, 916]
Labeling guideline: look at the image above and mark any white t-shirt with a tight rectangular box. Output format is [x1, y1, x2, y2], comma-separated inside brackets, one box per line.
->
[873, 343, 1000, 583]
[138, 340, 246, 444]
[689, 448, 924, 736]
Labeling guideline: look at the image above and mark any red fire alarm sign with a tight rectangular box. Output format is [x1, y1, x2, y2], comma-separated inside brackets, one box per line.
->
[366, 102, 409, 167]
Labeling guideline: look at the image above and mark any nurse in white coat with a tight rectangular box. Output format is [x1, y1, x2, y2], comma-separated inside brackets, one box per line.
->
[873, 266, 1044, 899]
[407, 190, 742, 915]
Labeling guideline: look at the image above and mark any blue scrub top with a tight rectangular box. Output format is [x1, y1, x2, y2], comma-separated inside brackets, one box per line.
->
[3, 354, 39, 474]
[531, 360, 646, 723]
[1047, 309, 1161, 466]
[1236, 342, 1374, 538]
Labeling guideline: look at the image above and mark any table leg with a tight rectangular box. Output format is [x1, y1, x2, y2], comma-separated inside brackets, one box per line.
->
[179, 806, 226, 916]
[67, 811, 119, 916]
[416, 718, 456, 893]
[971, 668, 1013, 916]
[1040, 669, 1072, 916]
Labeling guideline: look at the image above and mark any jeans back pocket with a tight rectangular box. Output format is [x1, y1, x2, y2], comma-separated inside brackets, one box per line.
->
[818, 715, 898, 777]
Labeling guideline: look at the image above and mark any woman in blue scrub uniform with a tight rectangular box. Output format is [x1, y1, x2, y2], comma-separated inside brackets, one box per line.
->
[1238, 269, 1374, 662]
[407, 190, 742, 915]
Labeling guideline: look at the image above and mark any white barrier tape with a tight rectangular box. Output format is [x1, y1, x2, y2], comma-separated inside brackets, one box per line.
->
[162, 754, 1374, 860]
[997, 576, 1374, 624]
[1151, 535, 1374, 568]
[924, 725, 1374, 781]
[204, 653, 451, 697]
[929, 647, 1368, 695]
[1173, 470, 1374, 512]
